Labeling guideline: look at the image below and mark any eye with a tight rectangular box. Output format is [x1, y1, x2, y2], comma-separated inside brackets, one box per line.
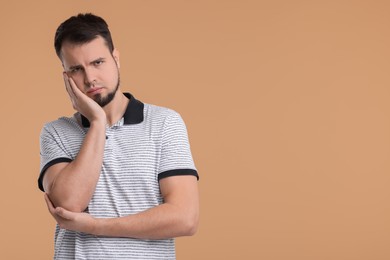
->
[94, 60, 104, 66]
[69, 66, 83, 74]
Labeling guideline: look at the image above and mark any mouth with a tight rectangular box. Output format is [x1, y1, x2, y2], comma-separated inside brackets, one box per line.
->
[86, 87, 103, 95]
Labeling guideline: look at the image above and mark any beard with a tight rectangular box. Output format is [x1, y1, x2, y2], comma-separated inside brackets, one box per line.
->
[93, 73, 120, 107]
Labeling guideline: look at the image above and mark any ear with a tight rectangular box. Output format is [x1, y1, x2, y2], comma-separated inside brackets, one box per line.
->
[61, 64, 69, 76]
[112, 49, 120, 68]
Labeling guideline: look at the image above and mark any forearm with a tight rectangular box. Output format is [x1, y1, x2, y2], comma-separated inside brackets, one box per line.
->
[47, 120, 106, 212]
[94, 203, 199, 239]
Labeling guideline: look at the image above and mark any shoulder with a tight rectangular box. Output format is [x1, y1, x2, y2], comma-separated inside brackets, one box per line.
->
[143, 103, 183, 124]
[41, 114, 82, 135]
[144, 103, 179, 117]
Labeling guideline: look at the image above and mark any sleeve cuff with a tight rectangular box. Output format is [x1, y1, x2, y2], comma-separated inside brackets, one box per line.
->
[158, 169, 199, 181]
[38, 158, 72, 192]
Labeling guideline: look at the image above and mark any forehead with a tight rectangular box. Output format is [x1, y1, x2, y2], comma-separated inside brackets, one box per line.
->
[60, 36, 111, 65]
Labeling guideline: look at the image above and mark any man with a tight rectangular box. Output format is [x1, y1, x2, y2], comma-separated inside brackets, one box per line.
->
[38, 13, 199, 260]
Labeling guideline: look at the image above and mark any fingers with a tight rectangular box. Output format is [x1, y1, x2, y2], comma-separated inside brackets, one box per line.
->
[62, 72, 105, 123]
[44, 193, 56, 215]
[44, 193, 70, 218]
[67, 74, 83, 97]
[63, 72, 76, 98]
[56, 207, 75, 220]
[63, 73, 78, 110]
[63, 72, 87, 111]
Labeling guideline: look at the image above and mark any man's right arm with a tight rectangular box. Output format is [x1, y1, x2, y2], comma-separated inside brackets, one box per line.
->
[43, 73, 106, 212]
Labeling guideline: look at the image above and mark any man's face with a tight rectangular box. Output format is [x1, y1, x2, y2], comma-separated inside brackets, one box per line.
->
[60, 36, 120, 107]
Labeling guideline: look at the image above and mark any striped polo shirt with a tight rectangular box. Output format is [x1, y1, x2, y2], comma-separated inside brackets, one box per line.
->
[38, 93, 198, 260]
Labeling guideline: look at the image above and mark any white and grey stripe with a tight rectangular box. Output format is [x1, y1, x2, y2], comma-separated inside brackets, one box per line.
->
[39, 97, 197, 260]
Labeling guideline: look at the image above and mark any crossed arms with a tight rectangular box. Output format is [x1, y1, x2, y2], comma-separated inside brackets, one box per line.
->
[42, 74, 199, 239]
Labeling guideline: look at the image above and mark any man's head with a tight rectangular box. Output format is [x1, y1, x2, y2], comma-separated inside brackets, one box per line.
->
[54, 13, 114, 60]
[55, 13, 120, 108]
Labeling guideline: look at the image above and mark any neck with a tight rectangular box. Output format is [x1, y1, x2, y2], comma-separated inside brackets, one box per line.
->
[102, 90, 129, 126]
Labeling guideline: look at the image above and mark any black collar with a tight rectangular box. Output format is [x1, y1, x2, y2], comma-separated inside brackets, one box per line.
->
[81, 93, 144, 127]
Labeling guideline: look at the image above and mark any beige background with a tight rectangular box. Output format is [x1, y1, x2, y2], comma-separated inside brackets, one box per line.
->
[1, 0, 389, 259]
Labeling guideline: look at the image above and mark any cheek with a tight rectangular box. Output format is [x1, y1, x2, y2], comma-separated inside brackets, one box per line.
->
[70, 75, 86, 90]
[105, 66, 119, 84]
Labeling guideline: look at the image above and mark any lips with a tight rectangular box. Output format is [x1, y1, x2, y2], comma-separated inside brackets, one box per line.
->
[87, 87, 103, 95]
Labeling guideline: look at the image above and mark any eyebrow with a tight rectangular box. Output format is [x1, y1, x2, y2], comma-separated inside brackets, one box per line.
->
[68, 65, 83, 71]
[90, 57, 105, 65]
[68, 57, 105, 71]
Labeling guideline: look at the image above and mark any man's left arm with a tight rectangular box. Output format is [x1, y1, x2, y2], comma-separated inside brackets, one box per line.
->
[45, 174, 199, 239]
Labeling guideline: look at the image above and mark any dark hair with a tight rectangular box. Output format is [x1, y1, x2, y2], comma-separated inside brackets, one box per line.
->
[54, 13, 114, 58]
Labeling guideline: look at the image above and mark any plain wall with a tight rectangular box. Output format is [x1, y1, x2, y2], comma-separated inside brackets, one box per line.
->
[1, 0, 389, 259]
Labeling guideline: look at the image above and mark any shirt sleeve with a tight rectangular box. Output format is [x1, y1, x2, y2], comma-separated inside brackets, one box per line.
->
[158, 111, 198, 181]
[38, 123, 72, 192]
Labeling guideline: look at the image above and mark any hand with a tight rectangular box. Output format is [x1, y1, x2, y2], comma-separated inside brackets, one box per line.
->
[63, 72, 106, 124]
[44, 194, 97, 234]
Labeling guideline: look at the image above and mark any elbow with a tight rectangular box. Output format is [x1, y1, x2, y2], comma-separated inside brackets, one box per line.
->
[56, 198, 87, 213]
[62, 203, 87, 213]
[186, 222, 198, 236]
[46, 192, 87, 213]
[181, 212, 199, 236]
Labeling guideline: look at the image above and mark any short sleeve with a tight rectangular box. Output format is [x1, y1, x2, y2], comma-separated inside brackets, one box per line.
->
[38, 124, 72, 191]
[158, 111, 198, 180]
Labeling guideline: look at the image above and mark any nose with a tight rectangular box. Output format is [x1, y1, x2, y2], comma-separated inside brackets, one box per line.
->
[83, 68, 97, 87]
